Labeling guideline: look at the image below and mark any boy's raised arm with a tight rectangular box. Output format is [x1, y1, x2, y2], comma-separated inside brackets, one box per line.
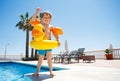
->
[32, 7, 41, 21]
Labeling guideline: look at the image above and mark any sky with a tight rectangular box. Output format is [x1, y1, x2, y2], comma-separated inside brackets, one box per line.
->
[0, 0, 120, 55]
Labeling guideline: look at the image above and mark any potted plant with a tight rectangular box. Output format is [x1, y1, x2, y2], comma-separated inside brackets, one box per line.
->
[104, 48, 113, 60]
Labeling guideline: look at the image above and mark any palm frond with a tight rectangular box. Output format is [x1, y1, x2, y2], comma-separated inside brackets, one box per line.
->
[39, 13, 43, 19]
[26, 12, 28, 17]
[25, 12, 29, 20]
[20, 14, 24, 20]
[16, 21, 21, 27]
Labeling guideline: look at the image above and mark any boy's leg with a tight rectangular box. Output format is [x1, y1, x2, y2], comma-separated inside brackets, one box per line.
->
[46, 51, 55, 77]
[32, 55, 44, 76]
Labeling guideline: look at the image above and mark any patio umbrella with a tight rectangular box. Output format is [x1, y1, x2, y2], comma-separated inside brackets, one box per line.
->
[109, 43, 113, 54]
[65, 40, 69, 53]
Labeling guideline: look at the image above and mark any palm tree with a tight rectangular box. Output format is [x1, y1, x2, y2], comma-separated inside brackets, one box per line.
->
[16, 12, 33, 58]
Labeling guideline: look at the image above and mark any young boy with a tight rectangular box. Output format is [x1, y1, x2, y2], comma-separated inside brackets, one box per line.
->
[32, 7, 60, 77]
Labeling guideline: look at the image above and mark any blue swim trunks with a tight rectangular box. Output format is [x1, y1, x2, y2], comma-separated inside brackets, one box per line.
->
[37, 49, 52, 56]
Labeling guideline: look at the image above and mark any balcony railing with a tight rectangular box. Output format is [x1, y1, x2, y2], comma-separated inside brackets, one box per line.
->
[84, 48, 120, 59]
[0, 54, 23, 60]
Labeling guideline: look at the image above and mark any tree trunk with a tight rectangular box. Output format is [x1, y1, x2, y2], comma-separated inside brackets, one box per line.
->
[31, 48, 34, 58]
[25, 28, 29, 58]
[31, 37, 34, 58]
[35, 49, 38, 58]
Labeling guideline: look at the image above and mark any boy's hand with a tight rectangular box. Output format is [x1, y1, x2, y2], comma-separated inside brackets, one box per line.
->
[36, 7, 40, 13]
[32, 7, 41, 21]
[57, 40, 61, 47]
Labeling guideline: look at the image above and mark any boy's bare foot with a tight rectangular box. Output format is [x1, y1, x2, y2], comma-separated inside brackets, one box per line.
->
[32, 73, 39, 76]
[50, 73, 55, 78]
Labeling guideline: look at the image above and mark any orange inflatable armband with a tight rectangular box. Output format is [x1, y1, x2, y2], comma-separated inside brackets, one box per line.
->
[50, 27, 63, 35]
[30, 18, 41, 26]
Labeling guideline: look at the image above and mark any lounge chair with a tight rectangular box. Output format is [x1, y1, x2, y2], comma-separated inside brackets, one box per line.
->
[53, 52, 68, 63]
[71, 48, 85, 63]
[82, 55, 95, 63]
[64, 50, 77, 64]
[61, 48, 85, 64]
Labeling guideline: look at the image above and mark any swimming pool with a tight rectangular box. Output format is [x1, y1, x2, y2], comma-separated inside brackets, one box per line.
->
[0, 62, 66, 81]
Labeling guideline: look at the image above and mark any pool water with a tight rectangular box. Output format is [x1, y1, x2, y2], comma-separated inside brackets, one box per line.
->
[0, 62, 65, 81]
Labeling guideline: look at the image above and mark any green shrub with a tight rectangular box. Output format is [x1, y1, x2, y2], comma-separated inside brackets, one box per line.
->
[104, 49, 110, 54]
[22, 57, 38, 61]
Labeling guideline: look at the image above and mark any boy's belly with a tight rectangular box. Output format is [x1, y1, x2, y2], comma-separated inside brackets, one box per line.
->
[43, 35, 51, 40]
[43, 31, 51, 40]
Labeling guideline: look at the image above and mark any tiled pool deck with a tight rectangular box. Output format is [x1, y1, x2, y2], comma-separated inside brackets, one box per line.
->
[16, 59, 120, 81]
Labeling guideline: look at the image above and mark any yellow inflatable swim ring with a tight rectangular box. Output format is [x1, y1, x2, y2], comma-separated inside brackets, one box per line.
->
[30, 40, 58, 50]
[29, 18, 63, 50]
